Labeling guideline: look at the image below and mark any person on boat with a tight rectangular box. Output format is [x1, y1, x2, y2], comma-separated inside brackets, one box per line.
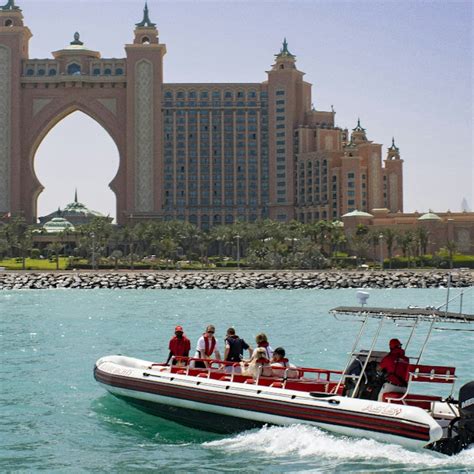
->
[165, 325, 191, 366]
[240, 347, 272, 378]
[192, 325, 221, 368]
[377, 338, 410, 401]
[271, 347, 299, 378]
[223, 327, 252, 373]
[253, 333, 273, 360]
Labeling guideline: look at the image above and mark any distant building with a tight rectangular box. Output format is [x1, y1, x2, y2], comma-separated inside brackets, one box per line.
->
[38, 191, 111, 226]
[0, 2, 402, 228]
[342, 208, 474, 255]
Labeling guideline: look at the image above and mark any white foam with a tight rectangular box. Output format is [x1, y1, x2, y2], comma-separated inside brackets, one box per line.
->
[204, 425, 474, 467]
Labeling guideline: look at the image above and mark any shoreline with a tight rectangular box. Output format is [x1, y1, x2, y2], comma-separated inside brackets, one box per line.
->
[0, 270, 472, 290]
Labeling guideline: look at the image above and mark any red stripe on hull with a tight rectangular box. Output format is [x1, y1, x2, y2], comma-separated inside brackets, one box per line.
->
[95, 368, 431, 442]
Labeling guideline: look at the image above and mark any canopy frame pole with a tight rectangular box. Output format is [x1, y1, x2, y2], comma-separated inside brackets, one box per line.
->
[335, 314, 368, 394]
[413, 319, 435, 365]
[351, 317, 385, 398]
[404, 320, 418, 353]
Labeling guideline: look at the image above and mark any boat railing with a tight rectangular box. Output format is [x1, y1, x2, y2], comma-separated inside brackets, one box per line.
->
[164, 356, 345, 393]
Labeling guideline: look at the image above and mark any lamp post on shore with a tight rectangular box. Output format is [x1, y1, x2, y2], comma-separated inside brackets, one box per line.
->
[91, 232, 96, 270]
[379, 232, 384, 269]
[235, 234, 241, 268]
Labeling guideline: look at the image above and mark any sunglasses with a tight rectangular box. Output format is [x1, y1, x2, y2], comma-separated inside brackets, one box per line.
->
[207, 330, 215, 334]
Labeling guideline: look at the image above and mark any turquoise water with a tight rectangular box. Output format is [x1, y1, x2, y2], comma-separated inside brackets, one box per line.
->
[1, 288, 473, 473]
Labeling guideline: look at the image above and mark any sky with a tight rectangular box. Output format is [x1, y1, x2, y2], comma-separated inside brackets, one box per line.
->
[22, 0, 472, 219]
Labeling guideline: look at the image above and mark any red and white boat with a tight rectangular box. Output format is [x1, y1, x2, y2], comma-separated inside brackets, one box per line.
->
[94, 290, 474, 456]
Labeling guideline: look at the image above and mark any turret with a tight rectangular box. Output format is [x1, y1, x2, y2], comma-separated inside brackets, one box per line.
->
[387, 137, 400, 160]
[133, 1, 159, 45]
[351, 118, 368, 144]
[272, 37, 297, 71]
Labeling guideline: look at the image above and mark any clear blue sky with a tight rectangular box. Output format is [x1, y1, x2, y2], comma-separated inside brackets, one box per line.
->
[24, 0, 472, 219]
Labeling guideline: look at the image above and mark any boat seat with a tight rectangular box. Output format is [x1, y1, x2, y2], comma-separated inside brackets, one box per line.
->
[219, 376, 231, 381]
[408, 364, 456, 384]
[383, 392, 443, 410]
[176, 370, 187, 375]
[270, 382, 284, 388]
[243, 379, 255, 384]
[197, 372, 209, 378]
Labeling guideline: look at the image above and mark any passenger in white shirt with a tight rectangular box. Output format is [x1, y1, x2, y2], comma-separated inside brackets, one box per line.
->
[192, 325, 221, 368]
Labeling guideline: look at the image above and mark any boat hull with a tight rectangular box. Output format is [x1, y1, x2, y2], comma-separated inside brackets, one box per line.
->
[94, 355, 443, 447]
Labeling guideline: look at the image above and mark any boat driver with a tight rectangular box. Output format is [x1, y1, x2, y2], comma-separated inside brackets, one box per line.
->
[377, 338, 410, 401]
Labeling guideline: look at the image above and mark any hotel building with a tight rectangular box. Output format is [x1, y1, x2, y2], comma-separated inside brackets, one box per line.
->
[0, 2, 403, 227]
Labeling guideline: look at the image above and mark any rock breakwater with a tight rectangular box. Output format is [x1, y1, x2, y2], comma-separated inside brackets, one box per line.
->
[0, 270, 471, 290]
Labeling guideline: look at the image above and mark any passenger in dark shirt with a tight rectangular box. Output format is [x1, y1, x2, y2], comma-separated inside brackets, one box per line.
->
[224, 327, 252, 373]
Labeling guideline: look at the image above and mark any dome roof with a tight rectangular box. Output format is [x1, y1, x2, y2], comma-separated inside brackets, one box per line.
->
[63, 200, 105, 218]
[43, 217, 75, 234]
[418, 211, 442, 221]
[342, 210, 374, 218]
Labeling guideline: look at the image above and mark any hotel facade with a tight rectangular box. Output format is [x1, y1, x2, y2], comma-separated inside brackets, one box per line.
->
[0, 2, 403, 228]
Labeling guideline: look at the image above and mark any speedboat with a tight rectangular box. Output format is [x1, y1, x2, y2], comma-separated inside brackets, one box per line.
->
[94, 289, 474, 456]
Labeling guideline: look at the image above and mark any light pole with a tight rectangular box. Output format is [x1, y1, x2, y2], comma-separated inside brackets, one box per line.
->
[378, 232, 384, 269]
[91, 232, 96, 270]
[235, 234, 241, 268]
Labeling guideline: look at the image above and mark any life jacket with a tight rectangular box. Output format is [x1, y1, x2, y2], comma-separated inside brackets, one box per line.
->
[225, 335, 249, 362]
[381, 348, 409, 386]
[203, 334, 216, 357]
[258, 341, 272, 359]
[256, 357, 270, 364]
[169, 335, 191, 356]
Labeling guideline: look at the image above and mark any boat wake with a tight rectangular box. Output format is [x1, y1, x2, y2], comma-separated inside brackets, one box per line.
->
[204, 425, 474, 469]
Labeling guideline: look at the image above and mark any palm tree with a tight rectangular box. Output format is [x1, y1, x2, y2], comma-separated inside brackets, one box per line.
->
[415, 227, 430, 256]
[46, 240, 64, 270]
[396, 231, 414, 267]
[382, 228, 397, 269]
[444, 240, 457, 269]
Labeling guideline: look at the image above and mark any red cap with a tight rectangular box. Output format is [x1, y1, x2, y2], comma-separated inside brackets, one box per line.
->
[175, 325, 184, 332]
[389, 338, 402, 350]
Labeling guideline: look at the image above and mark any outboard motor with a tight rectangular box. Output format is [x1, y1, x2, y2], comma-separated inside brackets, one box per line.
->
[430, 381, 474, 456]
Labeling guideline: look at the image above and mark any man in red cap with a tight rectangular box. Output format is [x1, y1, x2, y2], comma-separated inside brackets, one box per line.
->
[377, 338, 410, 401]
[166, 326, 191, 366]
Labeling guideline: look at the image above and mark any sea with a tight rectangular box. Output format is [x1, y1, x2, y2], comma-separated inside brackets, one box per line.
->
[1, 287, 473, 473]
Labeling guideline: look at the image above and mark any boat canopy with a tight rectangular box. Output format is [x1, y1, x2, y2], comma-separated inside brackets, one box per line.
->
[330, 306, 474, 323]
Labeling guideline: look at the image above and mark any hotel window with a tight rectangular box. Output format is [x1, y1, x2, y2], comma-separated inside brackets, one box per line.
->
[276, 108, 285, 113]
[48, 69, 57, 76]
[276, 100, 285, 105]
[276, 124, 285, 129]
[116, 68, 124, 75]
[348, 172, 355, 179]
[177, 91, 185, 99]
[276, 132, 285, 137]
[276, 116, 285, 121]
[165, 91, 173, 99]
[276, 90, 285, 96]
